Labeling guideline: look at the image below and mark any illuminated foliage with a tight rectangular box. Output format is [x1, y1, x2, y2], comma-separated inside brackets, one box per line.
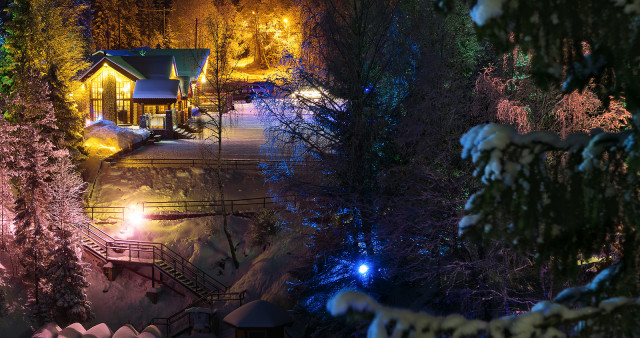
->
[3, 0, 90, 160]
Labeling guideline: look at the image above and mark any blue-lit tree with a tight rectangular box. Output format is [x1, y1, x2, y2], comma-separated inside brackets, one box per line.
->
[330, 0, 640, 336]
[258, 0, 423, 329]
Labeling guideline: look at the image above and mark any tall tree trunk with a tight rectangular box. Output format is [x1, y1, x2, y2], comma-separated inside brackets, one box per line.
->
[217, 102, 239, 269]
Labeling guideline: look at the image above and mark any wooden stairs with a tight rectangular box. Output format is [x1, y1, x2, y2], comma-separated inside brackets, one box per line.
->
[79, 223, 239, 299]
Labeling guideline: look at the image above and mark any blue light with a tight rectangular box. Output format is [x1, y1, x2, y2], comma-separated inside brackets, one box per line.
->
[358, 264, 369, 275]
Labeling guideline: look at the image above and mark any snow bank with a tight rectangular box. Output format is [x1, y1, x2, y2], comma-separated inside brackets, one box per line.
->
[32, 322, 161, 338]
[470, 0, 506, 25]
[84, 120, 150, 157]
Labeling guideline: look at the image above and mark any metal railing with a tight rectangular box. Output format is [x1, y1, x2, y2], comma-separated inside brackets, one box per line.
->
[80, 223, 228, 296]
[148, 290, 245, 337]
[104, 157, 318, 169]
[83, 206, 126, 221]
[83, 195, 298, 220]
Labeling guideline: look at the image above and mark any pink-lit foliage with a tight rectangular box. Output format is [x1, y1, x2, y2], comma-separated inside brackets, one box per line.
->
[474, 64, 630, 138]
[46, 155, 92, 325]
[1, 72, 91, 323]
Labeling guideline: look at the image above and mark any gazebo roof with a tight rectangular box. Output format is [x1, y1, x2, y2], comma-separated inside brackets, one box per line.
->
[223, 300, 293, 328]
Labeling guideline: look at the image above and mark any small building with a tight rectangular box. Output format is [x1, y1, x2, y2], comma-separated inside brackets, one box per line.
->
[223, 300, 293, 338]
[74, 48, 209, 127]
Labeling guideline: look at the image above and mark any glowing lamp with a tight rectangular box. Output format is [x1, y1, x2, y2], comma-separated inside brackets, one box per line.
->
[127, 205, 145, 227]
[358, 264, 369, 275]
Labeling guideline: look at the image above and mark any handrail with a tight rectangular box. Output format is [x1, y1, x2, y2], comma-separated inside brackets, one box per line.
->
[83, 195, 298, 219]
[147, 290, 245, 337]
[80, 223, 228, 296]
[153, 244, 227, 292]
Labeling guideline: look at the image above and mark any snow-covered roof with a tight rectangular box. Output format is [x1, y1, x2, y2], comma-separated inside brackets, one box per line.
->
[143, 49, 209, 81]
[93, 48, 210, 81]
[177, 76, 191, 97]
[79, 57, 145, 82]
[223, 300, 293, 328]
[118, 55, 175, 79]
[132, 79, 181, 104]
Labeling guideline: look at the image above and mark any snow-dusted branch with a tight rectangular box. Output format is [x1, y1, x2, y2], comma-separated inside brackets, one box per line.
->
[329, 268, 640, 337]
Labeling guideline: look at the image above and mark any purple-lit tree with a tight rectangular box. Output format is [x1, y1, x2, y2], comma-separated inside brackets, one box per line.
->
[3, 70, 90, 324]
[12, 129, 57, 322]
[45, 155, 92, 325]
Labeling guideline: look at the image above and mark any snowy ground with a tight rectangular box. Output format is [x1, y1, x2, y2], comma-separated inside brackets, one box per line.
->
[90, 166, 269, 207]
[73, 100, 304, 337]
[125, 102, 272, 160]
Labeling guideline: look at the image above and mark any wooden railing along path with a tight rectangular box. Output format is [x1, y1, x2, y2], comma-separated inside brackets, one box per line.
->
[83, 195, 298, 221]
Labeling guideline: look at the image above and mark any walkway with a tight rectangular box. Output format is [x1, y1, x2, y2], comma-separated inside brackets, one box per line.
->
[124, 102, 272, 160]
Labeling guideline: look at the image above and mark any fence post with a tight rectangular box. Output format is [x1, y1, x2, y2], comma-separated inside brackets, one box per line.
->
[185, 201, 188, 212]
[231, 200, 234, 213]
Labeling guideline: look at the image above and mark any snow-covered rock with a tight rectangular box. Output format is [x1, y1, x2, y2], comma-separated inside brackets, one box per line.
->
[84, 120, 150, 157]
[33, 323, 162, 338]
[57, 323, 86, 338]
[83, 323, 113, 338]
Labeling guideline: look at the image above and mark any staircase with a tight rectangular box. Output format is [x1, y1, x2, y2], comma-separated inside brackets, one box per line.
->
[147, 291, 245, 337]
[78, 223, 234, 298]
[173, 127, 196, 139]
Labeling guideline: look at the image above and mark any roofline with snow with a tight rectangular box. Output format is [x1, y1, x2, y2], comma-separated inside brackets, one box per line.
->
[79, 57, 143, 82]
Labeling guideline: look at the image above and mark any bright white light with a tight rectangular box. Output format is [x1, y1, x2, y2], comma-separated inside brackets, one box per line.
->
[358, 264, 369, 275]
[294, 89, 323, 100]
[127, 205, 145, 227]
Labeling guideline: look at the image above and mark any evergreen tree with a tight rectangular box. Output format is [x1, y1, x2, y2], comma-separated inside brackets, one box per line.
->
[0, 117, 16, 251]
[12, 130, 56, 323]
[45, 154, 91, 325]
[5, 72, 60, 323]
[3, 0, 90, 160]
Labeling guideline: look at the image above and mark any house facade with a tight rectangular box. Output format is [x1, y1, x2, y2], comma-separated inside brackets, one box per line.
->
[74, 48, 209, 127]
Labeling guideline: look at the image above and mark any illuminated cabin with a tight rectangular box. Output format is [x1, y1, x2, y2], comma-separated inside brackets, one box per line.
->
[75, 48, 210, 126]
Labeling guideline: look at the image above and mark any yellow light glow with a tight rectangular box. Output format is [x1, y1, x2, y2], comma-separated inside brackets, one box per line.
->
[127, 205, 145, 228]
[98, 88, 103, 92]
[83, 137, 119, 154]
[200, 58, 208, 83]
[122, 84, 130, 92]
[283, 18, 288, 24]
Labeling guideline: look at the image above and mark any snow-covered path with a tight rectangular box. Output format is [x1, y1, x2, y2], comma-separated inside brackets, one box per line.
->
[124, 102, 271, 160]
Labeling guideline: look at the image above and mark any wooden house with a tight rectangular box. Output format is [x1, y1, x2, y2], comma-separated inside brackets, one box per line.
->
[74, 48, 210, 126]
